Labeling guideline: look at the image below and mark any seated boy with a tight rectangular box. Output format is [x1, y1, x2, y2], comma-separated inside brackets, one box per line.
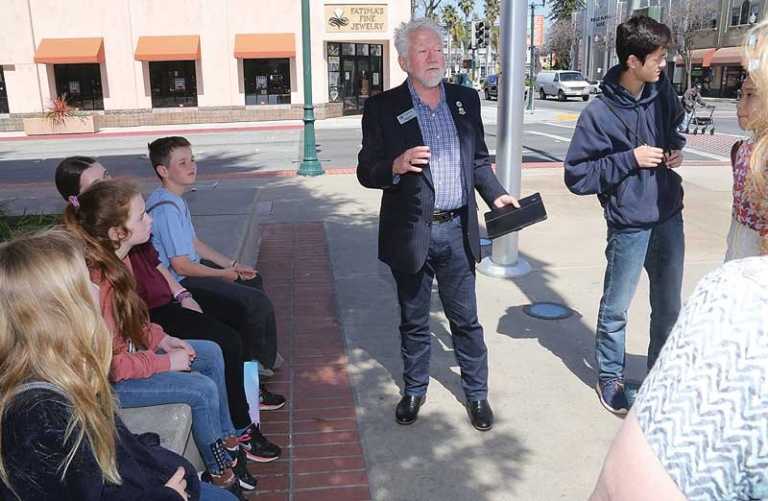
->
[145, 136, 285, 410]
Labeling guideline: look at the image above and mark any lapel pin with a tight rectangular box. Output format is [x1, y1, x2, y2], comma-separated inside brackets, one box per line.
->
[456, 100, 466, 115]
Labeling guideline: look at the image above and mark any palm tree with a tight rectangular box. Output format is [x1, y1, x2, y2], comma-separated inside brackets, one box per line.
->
[442, 4, 461, 77]
[458, 0, 474, 22]
[549, 0, 586, 21]
[483, 0, 500, 72]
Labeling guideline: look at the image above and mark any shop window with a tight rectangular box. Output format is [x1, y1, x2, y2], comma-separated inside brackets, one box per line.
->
[327, 42, 384, 115]
[731, 0, 760, 26]
[244, 59, 291, 105]
[149, 61, 197, 108]
[0, 68, 8, 114]
[53, 63, 103, 111]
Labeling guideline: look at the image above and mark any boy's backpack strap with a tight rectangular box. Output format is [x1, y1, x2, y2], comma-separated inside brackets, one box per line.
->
[146, 199, 182, 214]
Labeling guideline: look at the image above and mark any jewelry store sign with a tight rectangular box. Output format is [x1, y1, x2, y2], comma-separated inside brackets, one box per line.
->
[325, 4, 387, 33]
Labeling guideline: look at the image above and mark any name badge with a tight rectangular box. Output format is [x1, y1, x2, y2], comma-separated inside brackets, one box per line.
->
[397, 108, 417, 125]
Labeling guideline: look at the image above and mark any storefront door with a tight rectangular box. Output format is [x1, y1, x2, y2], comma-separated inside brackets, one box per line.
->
[327, 42, 383, 115]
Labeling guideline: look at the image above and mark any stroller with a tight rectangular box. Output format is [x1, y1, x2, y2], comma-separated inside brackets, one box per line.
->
[683, 103, 716, 135]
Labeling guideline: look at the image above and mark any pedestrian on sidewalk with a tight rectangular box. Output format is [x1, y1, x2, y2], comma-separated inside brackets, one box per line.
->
[357, 18, 519, 432]
[564, 15, 687, 415]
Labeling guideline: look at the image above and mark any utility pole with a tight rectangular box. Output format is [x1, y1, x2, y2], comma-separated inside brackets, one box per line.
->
[527, 1, 545, 112]
[478, 0, 531, 278]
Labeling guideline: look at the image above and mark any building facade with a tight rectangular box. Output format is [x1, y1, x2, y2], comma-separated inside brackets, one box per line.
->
[575, 0, 765, 97]
[0, 0, 409, 131]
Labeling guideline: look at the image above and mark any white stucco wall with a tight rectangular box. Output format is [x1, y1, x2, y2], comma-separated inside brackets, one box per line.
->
[0, 0, 410, 114]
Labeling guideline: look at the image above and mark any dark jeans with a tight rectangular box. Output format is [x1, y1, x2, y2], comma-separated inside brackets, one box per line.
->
[181, 267, 278, 369]
[391, 215, 488, 401]
[596, 211, 685, 382]
[149, 301, 251, 428]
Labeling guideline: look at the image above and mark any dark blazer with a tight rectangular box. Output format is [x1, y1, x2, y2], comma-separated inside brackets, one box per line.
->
[357, 80, 506, 274]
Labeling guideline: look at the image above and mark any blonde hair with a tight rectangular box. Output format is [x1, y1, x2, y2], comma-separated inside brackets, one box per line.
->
[0, 229, 120, 494]
[744, 17, 768, 253]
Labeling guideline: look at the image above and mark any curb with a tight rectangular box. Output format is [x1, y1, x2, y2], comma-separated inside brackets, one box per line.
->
[0, 123, 304, 142]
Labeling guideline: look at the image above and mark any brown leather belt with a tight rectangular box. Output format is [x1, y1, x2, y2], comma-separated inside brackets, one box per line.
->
[432, 208, 464, 223]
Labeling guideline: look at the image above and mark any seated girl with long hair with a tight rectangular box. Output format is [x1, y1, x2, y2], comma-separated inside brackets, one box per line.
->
[0, 230, 236, 500]
[63, 179, 258, 495]
[55, 156, 281, 463]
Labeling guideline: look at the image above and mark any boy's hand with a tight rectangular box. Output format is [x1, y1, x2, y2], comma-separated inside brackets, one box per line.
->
[234, 263, 258, 280]
[180, 296, 203, 313]
[633, 145, 665, 168]
[664, 150, 683, 169]
[220, 267, 239, 281]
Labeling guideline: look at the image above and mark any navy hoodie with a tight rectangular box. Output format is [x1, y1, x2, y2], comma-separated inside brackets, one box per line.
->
[564, 64, 686, 229]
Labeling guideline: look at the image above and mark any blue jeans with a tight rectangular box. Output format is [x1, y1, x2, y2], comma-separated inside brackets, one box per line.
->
[391, 214, 488, 400]
[201, 482, 238, 500]
[596, 211, 684, 381]
[113, 340, 237, 473]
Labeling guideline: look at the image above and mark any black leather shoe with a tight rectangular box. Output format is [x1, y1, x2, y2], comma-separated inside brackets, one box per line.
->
[395, 395, 425, 425]
[467, 399, 494, 431]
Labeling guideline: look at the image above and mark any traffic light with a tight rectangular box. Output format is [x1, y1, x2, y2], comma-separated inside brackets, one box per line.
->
[475, 21, 486, 49]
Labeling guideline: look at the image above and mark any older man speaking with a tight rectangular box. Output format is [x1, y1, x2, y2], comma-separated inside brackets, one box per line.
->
[357, 18, 518, 431]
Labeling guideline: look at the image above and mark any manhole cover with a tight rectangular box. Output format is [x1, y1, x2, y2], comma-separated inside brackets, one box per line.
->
[523, 302, 573, 320]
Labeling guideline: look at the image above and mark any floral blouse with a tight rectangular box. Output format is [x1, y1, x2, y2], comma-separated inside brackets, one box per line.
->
[731, 139, 768, 235]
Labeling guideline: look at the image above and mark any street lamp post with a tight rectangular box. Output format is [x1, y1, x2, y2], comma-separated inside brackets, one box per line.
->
[298, 0, 324, 176]
[478, 0, 531, 278]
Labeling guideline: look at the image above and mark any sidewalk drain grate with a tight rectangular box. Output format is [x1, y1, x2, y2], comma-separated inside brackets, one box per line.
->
[523, 302, 573, 320]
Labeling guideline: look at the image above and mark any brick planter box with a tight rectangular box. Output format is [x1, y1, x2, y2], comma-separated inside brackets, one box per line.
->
[22, 115, 96, 135]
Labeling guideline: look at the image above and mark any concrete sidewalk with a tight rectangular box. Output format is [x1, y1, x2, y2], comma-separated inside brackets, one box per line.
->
[0, 162, 732, 500]
[224, 163, 730, 500]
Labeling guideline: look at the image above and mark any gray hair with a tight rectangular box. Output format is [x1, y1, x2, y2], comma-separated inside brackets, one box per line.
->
[394, 18, 445, 59]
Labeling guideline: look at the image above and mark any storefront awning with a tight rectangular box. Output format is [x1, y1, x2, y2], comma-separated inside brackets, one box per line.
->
[34, 38, 105, 64]
[135, 36, 200, 62]
[234, 34, 296, 59]
[674, 48, 716, 67]
[711, 46, 745, 65]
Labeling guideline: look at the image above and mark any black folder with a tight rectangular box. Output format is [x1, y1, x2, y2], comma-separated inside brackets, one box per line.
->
[483, 192, 547, 240]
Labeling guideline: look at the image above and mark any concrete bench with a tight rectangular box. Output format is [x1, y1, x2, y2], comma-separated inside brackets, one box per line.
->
[118, 404, 204, 471]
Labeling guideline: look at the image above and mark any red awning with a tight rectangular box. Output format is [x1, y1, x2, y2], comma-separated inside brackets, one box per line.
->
[34, 38, 105, 64]
[710, 46, 745, 65]
[135, 36, 200, 61]
[234, 34, 295, 59]
[674, 48, 716, 67]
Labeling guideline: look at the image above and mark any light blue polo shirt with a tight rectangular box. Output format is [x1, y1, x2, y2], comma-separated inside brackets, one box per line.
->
[146, 187, 199, 282]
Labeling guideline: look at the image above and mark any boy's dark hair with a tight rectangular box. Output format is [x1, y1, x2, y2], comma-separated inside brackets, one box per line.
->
[615, 15, 672, 70]
[55, 156, 98, 200]
[147, 136, 191, 179]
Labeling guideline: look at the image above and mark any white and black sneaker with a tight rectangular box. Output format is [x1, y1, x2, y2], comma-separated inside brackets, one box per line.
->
[237, 423, 282, 463]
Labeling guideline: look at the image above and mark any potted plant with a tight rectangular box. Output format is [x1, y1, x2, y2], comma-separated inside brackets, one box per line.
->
[23, 95, 96, 135]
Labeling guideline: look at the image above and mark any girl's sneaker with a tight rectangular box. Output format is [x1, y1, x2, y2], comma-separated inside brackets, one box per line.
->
[238, 423, 282, 463]
[259, 386, 287, 411]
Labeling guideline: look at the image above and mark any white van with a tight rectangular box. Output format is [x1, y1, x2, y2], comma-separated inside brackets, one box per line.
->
[536, 70, 591, 101]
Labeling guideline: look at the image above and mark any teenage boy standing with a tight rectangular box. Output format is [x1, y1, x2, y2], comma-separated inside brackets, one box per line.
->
[564, 16, 686, 415]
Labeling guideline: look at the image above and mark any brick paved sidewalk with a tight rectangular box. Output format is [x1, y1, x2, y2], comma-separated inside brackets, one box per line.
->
[247, 223, 371, 501]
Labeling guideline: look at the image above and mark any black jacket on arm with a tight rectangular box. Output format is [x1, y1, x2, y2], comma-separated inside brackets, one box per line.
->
[357, 80, 506, 274]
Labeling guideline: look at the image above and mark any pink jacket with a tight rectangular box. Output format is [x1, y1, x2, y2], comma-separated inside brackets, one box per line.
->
[91, 261, 171, 382]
